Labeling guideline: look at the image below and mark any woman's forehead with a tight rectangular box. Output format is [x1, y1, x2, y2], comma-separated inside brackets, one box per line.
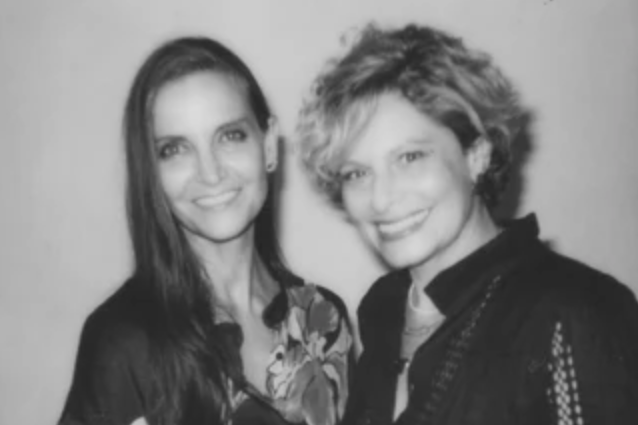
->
[152, 72, 255, 134]
[339, 93, 445, 161]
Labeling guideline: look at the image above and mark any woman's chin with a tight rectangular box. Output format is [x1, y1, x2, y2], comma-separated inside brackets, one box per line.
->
[185, 221, 254, 245]
[376, 236, 434, 271]
[380, 249, 430, 271]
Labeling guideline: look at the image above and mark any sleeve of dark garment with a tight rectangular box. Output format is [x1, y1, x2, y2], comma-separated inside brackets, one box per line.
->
[342, 275, 401, 425]
[341, 347, 380, 425]
[341, 284, 370, 425]
[342, 302, 376, 425]
[58, 311, 153, 425]
[547, 277, 638, 424]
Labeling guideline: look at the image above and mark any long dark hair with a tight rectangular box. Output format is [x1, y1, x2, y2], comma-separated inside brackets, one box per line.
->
[123, 36, 292, 424]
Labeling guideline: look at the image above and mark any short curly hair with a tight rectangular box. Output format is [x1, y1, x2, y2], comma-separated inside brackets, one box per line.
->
[297, 23, 528, 209]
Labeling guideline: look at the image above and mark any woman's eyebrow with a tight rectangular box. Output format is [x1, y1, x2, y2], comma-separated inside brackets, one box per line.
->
[154, 134, 185, 145]
[406, 137, 435, 147]
[215, 117, 252, 134]
[339, 158, 365, 169]
[385, 138, 433, 157]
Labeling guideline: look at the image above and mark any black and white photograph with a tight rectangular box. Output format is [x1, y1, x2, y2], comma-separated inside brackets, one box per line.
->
[1, 0, 637, 424]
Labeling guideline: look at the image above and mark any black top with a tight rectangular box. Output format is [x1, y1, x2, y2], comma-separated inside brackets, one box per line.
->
[58, 280, 353, 425]
[345, 214, 638, 425]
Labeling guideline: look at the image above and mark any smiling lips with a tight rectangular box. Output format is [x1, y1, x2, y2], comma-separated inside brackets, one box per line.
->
[194, 189, 240, 209]
[377, 209, 431, 241]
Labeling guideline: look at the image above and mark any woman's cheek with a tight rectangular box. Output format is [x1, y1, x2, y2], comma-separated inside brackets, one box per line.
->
[159, 158, 194, 199]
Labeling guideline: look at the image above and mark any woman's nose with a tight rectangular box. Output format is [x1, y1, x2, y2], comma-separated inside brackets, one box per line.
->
[196, 151, 223, 185]
[371, 174, 394, 215]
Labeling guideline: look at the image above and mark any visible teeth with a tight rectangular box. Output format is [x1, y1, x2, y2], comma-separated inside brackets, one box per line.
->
[378, 210, 430, 236]
[195, 190, 239, 208]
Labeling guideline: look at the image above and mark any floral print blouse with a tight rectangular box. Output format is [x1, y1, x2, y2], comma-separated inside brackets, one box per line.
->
[232, 284, 352, 425]
[58, 280, 352, 425]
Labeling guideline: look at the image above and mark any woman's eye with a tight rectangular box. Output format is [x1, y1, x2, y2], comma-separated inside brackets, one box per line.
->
[399, 150, 427, 164]
[339, 169, 368, 183]
[222, 129, 248, 143]
[157, 141, 186, 159]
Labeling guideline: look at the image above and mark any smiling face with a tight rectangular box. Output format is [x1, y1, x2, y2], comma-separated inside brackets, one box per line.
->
[152, 71, 277, 245]
[339, 92, 494, 274]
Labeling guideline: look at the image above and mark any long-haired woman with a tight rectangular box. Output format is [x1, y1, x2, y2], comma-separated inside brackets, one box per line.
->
[59, 36, 352, 425]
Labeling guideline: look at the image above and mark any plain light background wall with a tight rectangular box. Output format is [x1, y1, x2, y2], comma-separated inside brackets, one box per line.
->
[1, 0, 637, 423]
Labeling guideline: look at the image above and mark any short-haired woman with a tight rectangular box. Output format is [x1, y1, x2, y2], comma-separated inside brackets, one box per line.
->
[299, 23, 638, 425]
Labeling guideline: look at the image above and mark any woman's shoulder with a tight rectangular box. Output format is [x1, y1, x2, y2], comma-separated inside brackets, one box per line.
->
[521, 249, 638, 327]
[79, 277, 151, 362]
[285, 282, 350, 321]
[531, 250, 632, 303]
[281, 282, 353, 354]
[59, 278, 155, 425]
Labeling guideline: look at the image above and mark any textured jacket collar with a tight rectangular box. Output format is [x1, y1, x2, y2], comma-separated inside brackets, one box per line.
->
[422, 213, 543, 318]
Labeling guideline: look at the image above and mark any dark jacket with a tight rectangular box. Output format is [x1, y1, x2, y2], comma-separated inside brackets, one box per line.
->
[345, 214, 638, 425]
[58, 277, 353, 425]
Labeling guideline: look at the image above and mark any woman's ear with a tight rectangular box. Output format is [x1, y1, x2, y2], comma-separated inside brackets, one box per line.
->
[467, 137, 493, 184]
[264, 117, 279, 172]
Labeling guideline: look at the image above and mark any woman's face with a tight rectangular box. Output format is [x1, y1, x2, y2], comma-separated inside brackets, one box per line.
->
[152, 71, 276, 245]
[338, 92, 490, 272]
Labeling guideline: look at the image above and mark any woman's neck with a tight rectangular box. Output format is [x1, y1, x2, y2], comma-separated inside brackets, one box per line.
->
[410, 199, 500, 294]
[188, 229, 276, 319]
